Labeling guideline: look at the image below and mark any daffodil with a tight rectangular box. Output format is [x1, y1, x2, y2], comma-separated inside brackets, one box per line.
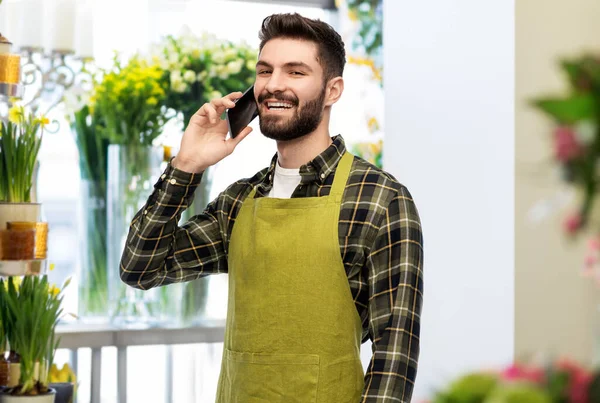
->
[8, 105, 24, 124]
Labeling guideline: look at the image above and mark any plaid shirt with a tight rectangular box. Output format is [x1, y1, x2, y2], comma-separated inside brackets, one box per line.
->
[120, 135, 424, 403]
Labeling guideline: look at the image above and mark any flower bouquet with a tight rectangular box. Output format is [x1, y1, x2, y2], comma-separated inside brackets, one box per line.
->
[150, 28, 257, 127]
[90, 53, 178, 325]
[0, 275, 68, 400]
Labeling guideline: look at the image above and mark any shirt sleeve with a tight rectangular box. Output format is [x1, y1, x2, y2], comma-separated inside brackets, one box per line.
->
[119, 160, 228, 290]
[361, 185, 424, 402]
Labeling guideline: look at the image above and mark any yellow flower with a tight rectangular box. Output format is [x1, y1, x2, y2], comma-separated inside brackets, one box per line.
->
[8, 105, 23, 124]
[49, 284, 60, 297]
[367, 117, 380, 133]
[34, 115, 50, 128]
[10, 276, 22, 291]
[147, 97, 158, 106]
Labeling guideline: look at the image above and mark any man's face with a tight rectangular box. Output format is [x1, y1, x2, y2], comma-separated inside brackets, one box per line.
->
[254, 38, 327, 141]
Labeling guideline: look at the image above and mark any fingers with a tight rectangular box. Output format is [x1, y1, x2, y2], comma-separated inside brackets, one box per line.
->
[210, 97, 236, 117]
[193, 92, 245, 125]
[226, 126, 253, 153]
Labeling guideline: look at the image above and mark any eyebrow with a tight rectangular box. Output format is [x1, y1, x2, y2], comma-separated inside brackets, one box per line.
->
[256, 60, 314, 72]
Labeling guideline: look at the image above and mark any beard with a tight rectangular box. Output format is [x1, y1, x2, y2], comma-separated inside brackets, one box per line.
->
[257, 87, 326, 142]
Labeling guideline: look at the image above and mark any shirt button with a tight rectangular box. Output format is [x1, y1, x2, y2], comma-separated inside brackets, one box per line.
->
[144, 209, 149, 215]
[320, 173, 325, 179]
[269, 174, 272, 181]
[170, 178, 177, 185]
[161, 174, 166, 180]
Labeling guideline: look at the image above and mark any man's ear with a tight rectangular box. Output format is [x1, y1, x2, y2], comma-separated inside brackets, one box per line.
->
[325, 77, 344, 107]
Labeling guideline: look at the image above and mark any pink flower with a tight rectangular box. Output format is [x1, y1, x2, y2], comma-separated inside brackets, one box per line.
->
[587, 237, 600, 250]
[564, 214, 583, 234]
[501, 363, 545, 384]
[554, 359, 592, 403]
[554, 126, 583, 162]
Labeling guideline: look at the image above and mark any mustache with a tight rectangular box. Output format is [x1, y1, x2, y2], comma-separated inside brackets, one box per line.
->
[257, 91, 299, 106]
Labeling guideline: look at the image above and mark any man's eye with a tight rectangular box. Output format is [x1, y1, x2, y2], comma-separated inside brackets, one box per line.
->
[258, 70, 271, 75]
[291, 71, 304, 75]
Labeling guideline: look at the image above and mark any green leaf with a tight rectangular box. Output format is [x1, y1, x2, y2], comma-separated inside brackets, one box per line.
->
[530, 94, 597, 124]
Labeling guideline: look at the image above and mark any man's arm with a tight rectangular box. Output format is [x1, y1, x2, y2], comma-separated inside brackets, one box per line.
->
[119, 162, 227, 290]
[361, 185, 424, 403]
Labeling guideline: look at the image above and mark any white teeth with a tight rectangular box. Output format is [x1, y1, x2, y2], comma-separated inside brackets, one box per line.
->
[267, 102, 293, 109]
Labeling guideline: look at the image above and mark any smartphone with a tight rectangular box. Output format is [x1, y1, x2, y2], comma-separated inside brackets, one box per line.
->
[226, 85, 259, 138]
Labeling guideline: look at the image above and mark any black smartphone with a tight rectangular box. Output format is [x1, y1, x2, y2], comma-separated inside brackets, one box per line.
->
[226, 85, 259, 138]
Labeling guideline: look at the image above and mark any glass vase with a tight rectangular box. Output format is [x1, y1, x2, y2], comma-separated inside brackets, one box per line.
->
[107, 145, 181, 326]
[77, 179, 109, 322]
[180, 166, 216, 325]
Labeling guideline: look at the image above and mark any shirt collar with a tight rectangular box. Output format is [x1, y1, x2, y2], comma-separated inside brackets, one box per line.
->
[263, 135, 347, 188]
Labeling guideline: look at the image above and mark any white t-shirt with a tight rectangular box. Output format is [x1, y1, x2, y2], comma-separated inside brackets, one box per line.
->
[267, 161, 302, 199]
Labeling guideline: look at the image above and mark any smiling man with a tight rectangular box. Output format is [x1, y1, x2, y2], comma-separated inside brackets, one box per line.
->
[120, 13, 423, 403]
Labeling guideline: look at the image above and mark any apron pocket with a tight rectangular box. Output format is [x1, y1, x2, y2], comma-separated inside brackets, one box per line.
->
[221, 349, 320, 403]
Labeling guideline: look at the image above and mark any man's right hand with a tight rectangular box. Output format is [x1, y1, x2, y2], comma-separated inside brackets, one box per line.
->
[172, 92, 254, 173]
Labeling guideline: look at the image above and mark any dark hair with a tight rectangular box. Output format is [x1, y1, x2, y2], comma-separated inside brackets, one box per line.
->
[258, 13, 346, 83]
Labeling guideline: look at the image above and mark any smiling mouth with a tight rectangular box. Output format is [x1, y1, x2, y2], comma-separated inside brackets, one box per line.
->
[265, 101, 295, 111]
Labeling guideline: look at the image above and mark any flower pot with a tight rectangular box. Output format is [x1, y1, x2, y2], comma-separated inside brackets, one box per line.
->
[0, 203, 41, 230]
[47, 384, 72, 403]
[0, 202, 46, 276]
[0, 388, 56, 403]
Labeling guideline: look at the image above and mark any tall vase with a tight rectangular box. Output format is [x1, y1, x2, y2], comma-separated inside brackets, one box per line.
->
[77, 179, 108, 322]
[106, 145, 181, 326]
[180, 166, 215, 325]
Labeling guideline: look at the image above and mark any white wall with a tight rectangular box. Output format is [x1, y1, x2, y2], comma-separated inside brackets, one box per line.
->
[382, 1, 515, 400]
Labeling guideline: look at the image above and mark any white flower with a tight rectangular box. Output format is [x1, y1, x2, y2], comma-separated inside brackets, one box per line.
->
[226, 60, 243, 75]
[246, 60, 256, 71]
[183, 70, 196, 83]
[172, 79, 188, 93]
[212, 51, 226, 64]
[224, 48, 238, 61]
[197, 71, 208, 82]
[208, 65, 219, 78]
[63, 85, 91, 115]
[170, 70, 182, 83]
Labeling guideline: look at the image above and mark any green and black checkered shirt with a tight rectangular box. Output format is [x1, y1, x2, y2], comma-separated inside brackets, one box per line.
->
[120, 135, 424, 403]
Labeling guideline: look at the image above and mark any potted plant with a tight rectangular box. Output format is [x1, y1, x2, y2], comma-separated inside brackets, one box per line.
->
[0, 105, 48, 227]
[0, 275, 68, 402]
[48, 363, 76, 403]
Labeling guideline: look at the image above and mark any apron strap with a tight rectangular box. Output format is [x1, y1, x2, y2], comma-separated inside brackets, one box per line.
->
[329, 151, 354, 202]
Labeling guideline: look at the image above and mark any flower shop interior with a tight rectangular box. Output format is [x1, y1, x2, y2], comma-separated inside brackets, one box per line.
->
[0, 0, 599, 402]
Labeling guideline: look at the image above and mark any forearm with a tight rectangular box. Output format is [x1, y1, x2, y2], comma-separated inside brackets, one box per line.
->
[119, 161, 225, 290]
[361, 186, 424, 402]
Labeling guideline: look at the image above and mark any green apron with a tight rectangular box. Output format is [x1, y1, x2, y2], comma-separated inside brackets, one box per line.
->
[215, 151, 364, 403]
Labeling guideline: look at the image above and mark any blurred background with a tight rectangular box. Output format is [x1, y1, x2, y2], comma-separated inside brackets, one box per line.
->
[2, 0, 600, 402]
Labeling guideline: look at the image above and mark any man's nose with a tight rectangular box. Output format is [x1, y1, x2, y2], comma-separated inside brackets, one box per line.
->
[265, 72, 286, 94]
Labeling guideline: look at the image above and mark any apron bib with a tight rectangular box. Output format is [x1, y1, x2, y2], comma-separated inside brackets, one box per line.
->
[216, 152, 363, 403]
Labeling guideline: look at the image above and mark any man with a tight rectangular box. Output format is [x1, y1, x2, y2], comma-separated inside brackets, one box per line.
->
[120, 13, 423, 403]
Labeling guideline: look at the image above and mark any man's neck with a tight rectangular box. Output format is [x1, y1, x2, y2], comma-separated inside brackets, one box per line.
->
[276, 129, 333, 169]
